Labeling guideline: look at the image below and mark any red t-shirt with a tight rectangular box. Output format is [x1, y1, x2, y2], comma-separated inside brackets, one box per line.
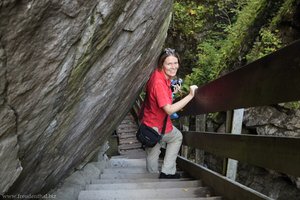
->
[141, 69, 173, 133]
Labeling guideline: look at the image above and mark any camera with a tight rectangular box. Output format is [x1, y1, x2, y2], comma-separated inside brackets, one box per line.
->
[171, 78, 183, 92]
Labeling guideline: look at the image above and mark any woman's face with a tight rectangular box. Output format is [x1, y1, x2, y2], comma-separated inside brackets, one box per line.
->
[162, 55, 179, 79]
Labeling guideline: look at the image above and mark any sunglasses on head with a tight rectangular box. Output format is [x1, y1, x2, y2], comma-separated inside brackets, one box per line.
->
[164, 48, 176, 55]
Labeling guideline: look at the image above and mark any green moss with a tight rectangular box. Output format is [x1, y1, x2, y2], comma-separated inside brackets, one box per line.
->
[67, 54, 91, 92]
[65, 2, 124, 98]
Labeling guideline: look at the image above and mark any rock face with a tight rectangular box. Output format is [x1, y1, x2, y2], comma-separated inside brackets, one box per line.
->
[243, 106, 300, 137]
[241, 105, 300, 198]
[0, 0, 173, 195]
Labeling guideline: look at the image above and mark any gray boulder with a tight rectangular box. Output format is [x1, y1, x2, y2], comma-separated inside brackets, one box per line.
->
[243, 106, 300, 137]
[0, 0, 173, 195]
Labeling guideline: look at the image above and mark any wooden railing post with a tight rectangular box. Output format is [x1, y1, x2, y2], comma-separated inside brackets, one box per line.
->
[180, 116, 189, 158]
[195, 114, 206, 165]
[226, 108, 244, 180]
[222, 110, 233, 175]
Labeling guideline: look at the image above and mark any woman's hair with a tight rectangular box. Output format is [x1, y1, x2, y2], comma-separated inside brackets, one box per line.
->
[157, 48, 181, 70]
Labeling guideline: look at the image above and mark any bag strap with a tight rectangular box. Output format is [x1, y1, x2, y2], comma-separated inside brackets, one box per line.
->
[161, 114, 168, 135]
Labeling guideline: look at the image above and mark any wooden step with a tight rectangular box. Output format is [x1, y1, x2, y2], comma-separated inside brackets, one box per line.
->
[117, 122, 137, 128]
[103, 167, 148, 174]
[79, 197, 222, 200]
[108, 157, 164, 168]
[118, 132, 137, 139]
[118, 119, 135, 124]
[86, 180, 202, 190]
[91, 177, 194, 184]
[118, 149, 145, 158]
[78, 187, 213, 200]
[117, 127, 138, 133]
[81, 198, 222, 200]
[118, 142, 142, 151]
[100, 171, 189, 179]
[100, 172, 160, 179]
[118, 137, 140, 145]
[108, 158, 146, 168]
[117, 124, 138, 131]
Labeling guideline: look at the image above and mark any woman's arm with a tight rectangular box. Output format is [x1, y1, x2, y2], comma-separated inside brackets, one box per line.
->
[162, 85, 198, 115]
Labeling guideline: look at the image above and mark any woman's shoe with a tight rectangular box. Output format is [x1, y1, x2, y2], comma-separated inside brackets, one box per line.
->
[159, 172, 181, 179]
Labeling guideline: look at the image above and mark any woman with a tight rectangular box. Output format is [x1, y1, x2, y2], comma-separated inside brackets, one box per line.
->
[141, 48, 198, 179]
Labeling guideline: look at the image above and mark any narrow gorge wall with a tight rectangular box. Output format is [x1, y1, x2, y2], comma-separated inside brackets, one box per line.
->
[0, 0, 173, 195]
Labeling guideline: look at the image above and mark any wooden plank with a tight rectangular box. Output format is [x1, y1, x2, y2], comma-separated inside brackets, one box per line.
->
[78, 187, 213, 200]
[86, 180, 202, 190]
[226, 109, 244, 180]
[222, 110, 233, 175]
[103, 167, 148, 174]
[100, 173, 159, 179]
[108, 158, 146, 168]
[182, 131, 300, 177]
[118, 132, 137, 139]
[180, 116, 189, 158]
[180, 39, 300, 116]
[118, 149, 145, 158]
[118, 138, 139, 145]
[101, 171, 188, 179]
[92, 178, 193, 184]
[195, 114, 206, 165]
[117, 127, 138, 134]
[117, 123, 137, 131]
[118, 143, 142, 151]
[177, 156, 273, 200]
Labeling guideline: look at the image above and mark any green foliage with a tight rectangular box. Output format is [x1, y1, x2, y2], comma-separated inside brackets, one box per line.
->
[173, 1, 210, 38]
[171, 0, 299, 130]
[283, 101, 300, 110]
[270, 0, 298, 29]
[246, 28, 282, 62]
[174, 0, 296, 98]
[180, 0, 290, 89]
[183, 40, 221, 90]
[214, 0, 248, 28]
[216, 0, 268, 73]
[183, 0, 268, 90]
[245, 0, 299, 62]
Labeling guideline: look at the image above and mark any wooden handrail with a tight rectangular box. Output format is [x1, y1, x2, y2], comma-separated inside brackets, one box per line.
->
[177, 156, 273, 200]
[182, 131, 300, 177]
[175, 40, 300, 200]
[180, 39, 300, 116]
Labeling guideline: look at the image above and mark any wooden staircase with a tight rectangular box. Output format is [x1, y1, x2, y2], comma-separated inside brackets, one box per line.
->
[78, 155, 223, 200]
[116, 113, 143, 155]
[77, 112, 222, 199]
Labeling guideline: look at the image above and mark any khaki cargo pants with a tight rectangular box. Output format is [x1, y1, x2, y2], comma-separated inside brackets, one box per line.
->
[145, 126, 183, 175]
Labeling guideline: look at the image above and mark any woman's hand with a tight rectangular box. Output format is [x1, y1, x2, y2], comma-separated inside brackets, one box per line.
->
[163, 84, 199, 115]
[189, 85, 198, 97]
[173, 84, 181, 94]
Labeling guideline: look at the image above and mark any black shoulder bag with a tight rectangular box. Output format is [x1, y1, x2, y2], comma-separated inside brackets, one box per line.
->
[136, 95, 168, 148]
